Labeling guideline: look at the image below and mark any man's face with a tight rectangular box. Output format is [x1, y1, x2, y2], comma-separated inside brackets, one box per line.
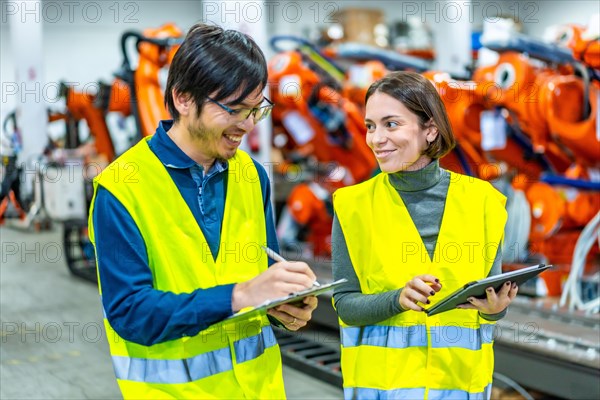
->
[186, 86, 266, 161]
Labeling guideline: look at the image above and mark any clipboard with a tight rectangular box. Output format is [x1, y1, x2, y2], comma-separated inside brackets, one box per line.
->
[226, 279, 348, 322]
[424, 264, 552, 316]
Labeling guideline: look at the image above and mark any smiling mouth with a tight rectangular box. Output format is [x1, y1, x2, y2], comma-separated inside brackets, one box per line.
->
[374, 149, 396, 158]
[224, 134, 243, 143]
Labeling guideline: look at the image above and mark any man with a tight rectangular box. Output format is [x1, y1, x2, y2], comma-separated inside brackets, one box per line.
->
[89, 23, 318, 399]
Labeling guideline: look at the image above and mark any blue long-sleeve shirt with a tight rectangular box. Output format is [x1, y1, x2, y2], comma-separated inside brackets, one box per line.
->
[92, 120, 279, 346]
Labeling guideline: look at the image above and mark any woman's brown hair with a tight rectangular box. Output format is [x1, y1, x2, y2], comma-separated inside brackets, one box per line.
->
[365, 71, 456, 159]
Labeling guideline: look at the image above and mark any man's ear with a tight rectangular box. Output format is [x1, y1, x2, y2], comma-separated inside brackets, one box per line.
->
[172, 90, 193, 117]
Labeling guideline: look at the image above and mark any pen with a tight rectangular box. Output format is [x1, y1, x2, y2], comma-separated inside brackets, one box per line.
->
[261, 246, 321, 287]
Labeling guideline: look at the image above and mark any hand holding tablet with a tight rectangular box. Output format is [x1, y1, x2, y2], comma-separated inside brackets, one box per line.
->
[424, 264, 551, 316]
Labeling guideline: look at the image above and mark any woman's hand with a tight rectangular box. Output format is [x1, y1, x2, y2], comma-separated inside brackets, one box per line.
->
[457, 281, 518, 314]
[399, 274, 443, 311]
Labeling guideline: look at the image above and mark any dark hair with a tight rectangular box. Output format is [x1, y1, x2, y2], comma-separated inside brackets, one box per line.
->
[365, 71, 456, 159]
[165, 23, 268, 121]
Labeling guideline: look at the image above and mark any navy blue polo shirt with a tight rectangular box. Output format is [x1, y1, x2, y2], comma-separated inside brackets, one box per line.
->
[92, 120, 279, 346]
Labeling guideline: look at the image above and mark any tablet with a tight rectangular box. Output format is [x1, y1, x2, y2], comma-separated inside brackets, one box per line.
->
[424, 264, 551, 316]
[226, 279, 348, 322]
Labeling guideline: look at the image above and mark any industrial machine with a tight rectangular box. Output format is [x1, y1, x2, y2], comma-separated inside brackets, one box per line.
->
[474, 32, 599, 297]
[61, 24, 183, 281]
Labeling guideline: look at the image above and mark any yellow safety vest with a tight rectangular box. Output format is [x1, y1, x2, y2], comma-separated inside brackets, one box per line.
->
[89, 138, 286, 399]
[334, 171, 507, 400]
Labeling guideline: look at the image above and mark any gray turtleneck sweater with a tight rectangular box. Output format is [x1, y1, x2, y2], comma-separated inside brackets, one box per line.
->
[332, 160, 505, 325]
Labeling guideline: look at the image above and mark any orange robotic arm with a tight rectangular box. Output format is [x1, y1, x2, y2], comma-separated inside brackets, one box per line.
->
[62, 83, 115, 162]
[269, 50, 376, 184]
[473, 52, 574, 174]
[424, 71, 492, 177]
[561, 23, 600, 71]
[119, 24, 183, 138]
[286, 182, 333, 257]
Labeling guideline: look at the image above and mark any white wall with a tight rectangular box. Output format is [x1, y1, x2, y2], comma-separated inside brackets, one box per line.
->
[1, 0, 203, 125]
[471, 0, 596, 37]
[519, 0, 596, 37]
[267, 0, 599, 39]
[40, 1, 203, 84]
[2, 0, 598, 123]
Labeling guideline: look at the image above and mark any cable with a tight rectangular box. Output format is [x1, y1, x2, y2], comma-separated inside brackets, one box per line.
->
[269, 35, 345, 81]
[494, 179, 531, 264]
[493, 372, 535, 400]
[452, 144, 473, 177]
[571, 61, 591, 120]
[574, 212, 599, 312]
[540, 173, 600, 191]
[505, 109, 556, 173]
[559, 211, 600, 313]
[502, 185, 531, 264]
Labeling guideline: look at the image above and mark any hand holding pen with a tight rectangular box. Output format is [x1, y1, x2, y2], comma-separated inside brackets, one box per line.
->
[259, 246, 319, 330]
[261, 246, 321, 287]
[231, 246, 317, 313]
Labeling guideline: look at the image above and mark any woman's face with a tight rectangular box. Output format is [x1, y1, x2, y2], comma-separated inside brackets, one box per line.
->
[365, 92, 437, 173]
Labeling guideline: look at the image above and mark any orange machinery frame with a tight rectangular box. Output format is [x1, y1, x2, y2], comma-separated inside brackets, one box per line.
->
[118, 23, 182, 139]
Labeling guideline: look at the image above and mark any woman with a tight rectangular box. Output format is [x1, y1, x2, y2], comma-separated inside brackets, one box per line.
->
[332, 71, 518, 400]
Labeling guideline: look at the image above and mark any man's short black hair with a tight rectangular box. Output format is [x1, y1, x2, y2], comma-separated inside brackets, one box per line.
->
[165, 23, 268, 121]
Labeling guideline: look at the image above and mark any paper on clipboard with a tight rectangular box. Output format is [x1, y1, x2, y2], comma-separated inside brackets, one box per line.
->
[226, 279, 348, 322]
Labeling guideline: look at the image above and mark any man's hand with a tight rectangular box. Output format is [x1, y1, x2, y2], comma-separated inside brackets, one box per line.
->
[399, 274, 443, 311]
[231, 261, 316, 312]
[457, 281, 518, 314]
[267, 296, 318, 331]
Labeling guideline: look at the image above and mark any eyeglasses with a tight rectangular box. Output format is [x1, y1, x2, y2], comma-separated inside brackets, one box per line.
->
[206, 96, 274, 123]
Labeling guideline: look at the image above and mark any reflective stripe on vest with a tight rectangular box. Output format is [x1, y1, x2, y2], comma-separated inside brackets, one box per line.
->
[341, 324, 495, 351]
[112, 326, 277, 384]
[345, 384, 492, 400]
[428, 384, 492, 400]
[341, 326, 427, 348]
[234, 325, 278, 364]
[344, 387, 426, 399]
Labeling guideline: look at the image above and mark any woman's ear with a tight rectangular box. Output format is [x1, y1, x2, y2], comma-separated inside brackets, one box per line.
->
[426, 120, 439, 143]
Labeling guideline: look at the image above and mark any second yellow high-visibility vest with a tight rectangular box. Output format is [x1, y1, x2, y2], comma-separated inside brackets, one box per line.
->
[89, 138, 286, 399]
[334, 171, 507, 400]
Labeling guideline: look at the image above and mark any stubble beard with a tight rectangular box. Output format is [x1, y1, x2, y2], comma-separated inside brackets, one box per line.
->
[187, 122, 229, 162]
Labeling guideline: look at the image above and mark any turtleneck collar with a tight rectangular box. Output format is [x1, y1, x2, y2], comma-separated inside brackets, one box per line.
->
[388, 159, 443, 192]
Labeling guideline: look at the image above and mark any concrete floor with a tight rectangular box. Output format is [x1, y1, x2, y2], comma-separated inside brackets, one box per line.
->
[0, 225, 343, 399]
